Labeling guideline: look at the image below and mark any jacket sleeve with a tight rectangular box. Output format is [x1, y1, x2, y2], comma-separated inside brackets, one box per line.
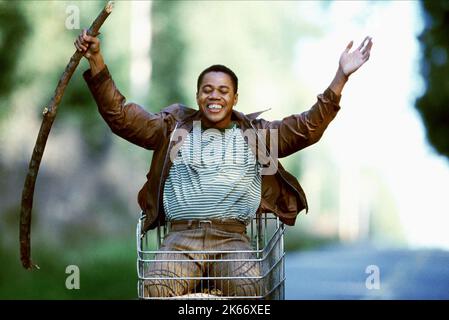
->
[83, 65, 168, 150]
[259, 87, 341, 158]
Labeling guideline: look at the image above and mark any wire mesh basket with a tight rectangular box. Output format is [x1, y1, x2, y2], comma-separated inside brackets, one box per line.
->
[137, 213, 285, 300]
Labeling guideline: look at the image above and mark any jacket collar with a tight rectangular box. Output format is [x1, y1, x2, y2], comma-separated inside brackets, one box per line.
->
[168, 104, 270, 127]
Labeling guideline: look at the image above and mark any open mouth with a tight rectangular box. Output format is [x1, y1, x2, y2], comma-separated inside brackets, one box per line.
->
[206, 104, 224, 113]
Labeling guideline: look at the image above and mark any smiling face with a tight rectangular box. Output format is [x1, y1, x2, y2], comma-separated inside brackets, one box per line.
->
[196, 71, 238, 129]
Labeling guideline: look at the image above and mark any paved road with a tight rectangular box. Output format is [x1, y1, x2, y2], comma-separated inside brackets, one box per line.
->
[285, 243, 449, 299]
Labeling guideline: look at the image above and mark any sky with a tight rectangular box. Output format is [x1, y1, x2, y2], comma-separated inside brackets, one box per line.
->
[293, 0, 449, 250]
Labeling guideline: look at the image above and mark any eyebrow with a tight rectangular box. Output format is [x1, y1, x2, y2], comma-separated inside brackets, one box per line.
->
[202, 84, 230, 89]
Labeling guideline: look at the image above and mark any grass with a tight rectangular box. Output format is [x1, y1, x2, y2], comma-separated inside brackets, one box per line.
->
[0, 237, 138, 299]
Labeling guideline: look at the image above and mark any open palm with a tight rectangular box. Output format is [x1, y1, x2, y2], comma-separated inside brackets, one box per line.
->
[340, 36, 373, 77]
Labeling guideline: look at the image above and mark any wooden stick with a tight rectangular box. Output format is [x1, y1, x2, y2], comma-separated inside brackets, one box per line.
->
[20, 1, 114, 270]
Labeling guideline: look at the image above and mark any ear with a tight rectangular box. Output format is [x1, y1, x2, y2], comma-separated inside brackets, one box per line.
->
[233, 93, 239, 106]
[196, 92, 200, 106]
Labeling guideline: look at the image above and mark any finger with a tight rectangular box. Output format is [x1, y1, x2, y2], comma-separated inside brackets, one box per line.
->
[75, 39, 84, 51]
[357, 36, 369, 51]
[361, 39, 373, 55]
[367, 38, 373, 50]
[345, 40, 354, 52]
[82, 28, 99, 42]
[83, 33, 96, 43]
[78, 36, 90, 50]
[362, 51, 370, 61]
[77, 40, 87, 51]
[78, 34, 86, 45]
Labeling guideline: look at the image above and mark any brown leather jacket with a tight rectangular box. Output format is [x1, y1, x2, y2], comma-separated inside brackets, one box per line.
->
[83, 66, 341, 232]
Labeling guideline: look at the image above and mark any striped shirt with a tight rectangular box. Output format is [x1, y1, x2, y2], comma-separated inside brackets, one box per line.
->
[163, 122, 261, 224]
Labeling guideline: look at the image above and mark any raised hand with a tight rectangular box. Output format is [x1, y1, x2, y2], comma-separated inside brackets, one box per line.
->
[74, 28, 101, 60]
[339, 36, 373, 77]
[74, 28, 105, 76]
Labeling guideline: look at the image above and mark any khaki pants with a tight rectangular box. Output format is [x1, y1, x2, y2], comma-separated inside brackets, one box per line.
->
[144, 221, 261, 298]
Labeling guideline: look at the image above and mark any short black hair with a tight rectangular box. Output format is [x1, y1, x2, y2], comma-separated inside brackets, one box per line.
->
[197, 64, 238, 94]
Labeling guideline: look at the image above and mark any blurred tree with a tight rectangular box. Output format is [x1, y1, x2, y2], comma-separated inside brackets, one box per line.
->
[0, 1, 30, 118]
[148, 1, 188, 111]
[416, 1, 449, 159]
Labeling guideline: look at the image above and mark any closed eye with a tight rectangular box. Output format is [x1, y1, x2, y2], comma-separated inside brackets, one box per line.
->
[202, 86, 212, 93]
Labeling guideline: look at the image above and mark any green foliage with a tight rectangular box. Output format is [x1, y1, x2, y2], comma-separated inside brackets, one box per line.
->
[284, 227, 338, 252]
[0, 238, 136, 299]
[416, 0, 449, 159]
[0, 1, 30, 118]
[149, 1, 188, 111]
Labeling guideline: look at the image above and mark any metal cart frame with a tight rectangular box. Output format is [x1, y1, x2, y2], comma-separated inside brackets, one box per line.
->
[136, 213, 285, 300]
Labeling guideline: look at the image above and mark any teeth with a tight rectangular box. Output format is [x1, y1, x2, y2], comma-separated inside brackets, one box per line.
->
[207, 104, 223, 109]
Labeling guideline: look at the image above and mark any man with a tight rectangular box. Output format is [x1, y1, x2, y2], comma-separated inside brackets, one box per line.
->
[75, 29, 373, 298]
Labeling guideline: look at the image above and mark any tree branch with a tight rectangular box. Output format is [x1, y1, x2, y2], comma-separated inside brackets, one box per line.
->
[20, 1, 114, 270]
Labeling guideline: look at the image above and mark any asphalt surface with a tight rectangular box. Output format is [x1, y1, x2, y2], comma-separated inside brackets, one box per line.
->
[285, 243, 449, 299]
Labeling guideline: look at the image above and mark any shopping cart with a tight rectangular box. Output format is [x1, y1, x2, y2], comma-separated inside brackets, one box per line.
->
[136, 212, 285, 300]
